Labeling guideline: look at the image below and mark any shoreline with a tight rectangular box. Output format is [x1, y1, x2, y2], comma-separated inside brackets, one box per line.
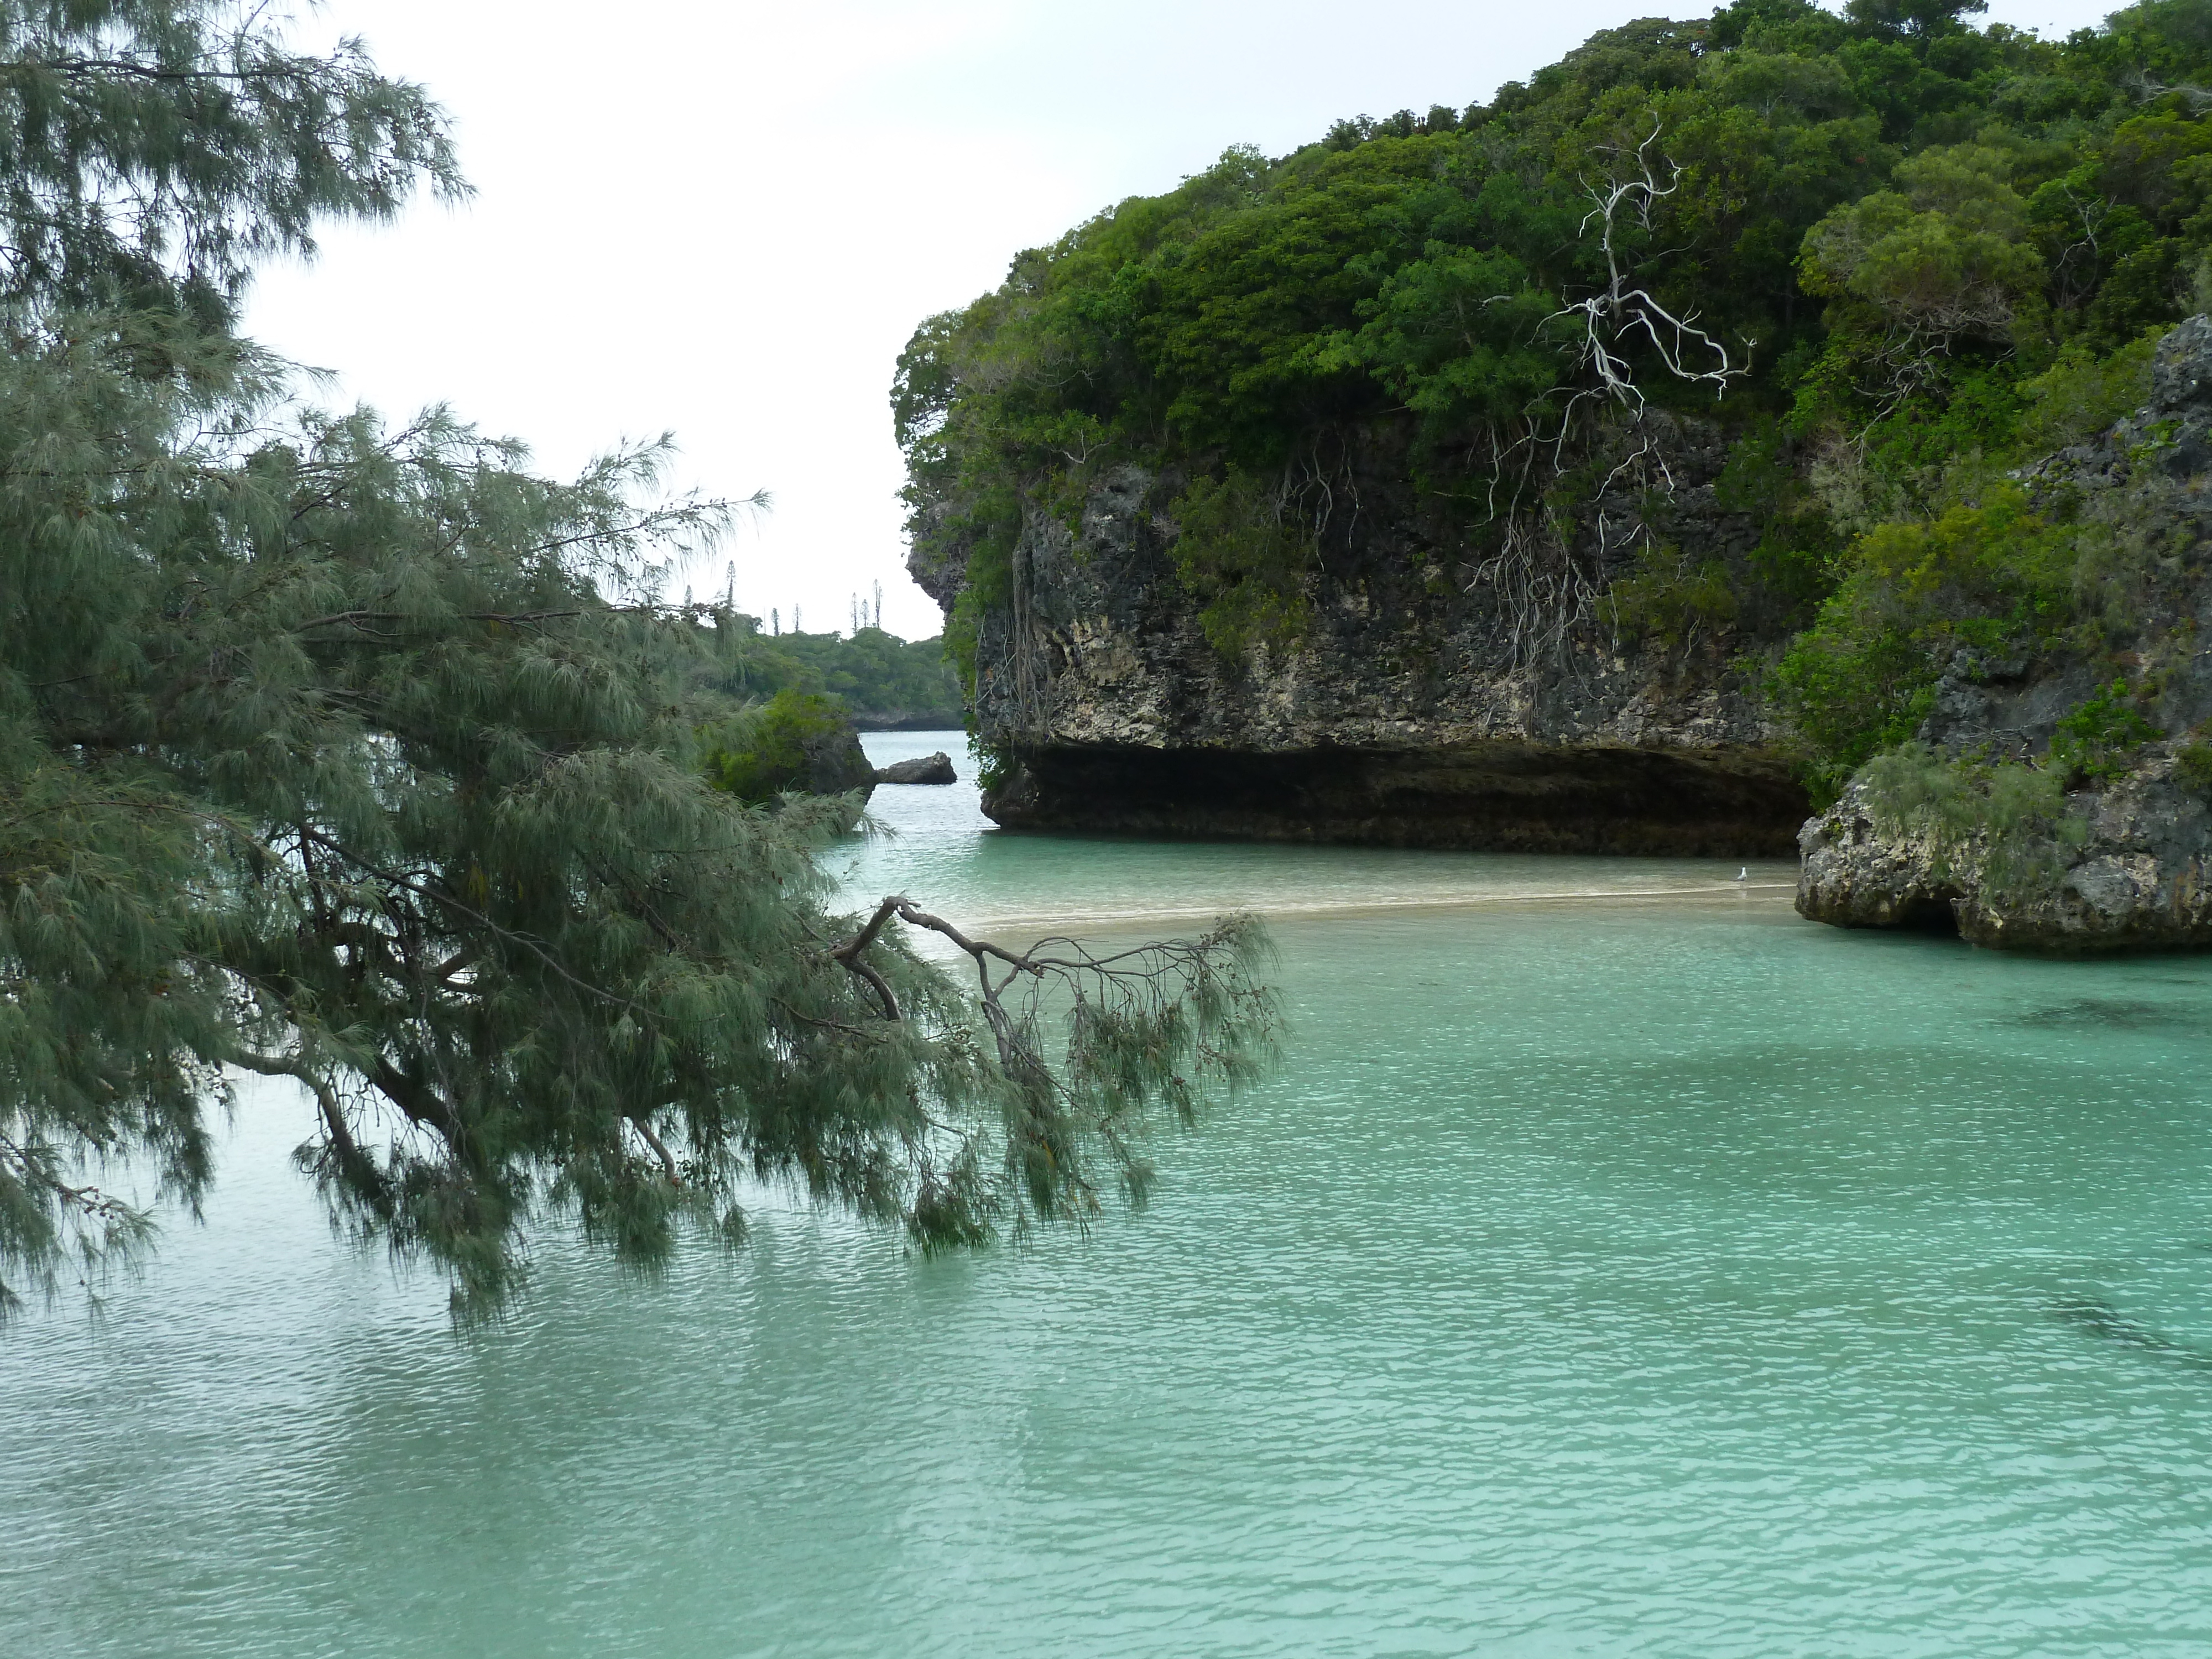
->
[928, 879, 1803, 940]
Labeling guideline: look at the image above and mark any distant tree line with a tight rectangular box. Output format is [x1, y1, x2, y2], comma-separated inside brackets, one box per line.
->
[686, 614, 964, 727]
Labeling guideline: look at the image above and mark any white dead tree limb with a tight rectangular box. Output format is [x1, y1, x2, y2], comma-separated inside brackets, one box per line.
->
[1551, 121, 1752, 427]
[2128, 70, 2212, 111]
[1459, 121, 1751, 670]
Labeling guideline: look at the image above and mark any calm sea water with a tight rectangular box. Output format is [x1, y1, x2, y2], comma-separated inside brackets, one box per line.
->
[6, 733, 2211, 1657]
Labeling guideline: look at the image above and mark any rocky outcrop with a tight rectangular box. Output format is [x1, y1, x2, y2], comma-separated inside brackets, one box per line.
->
[875, 751, 957, 785]
[800, 723, 877, 799]
[912, 417, 1809, 854]
[1794, 317, 2212, 952]
[1799, 755, 2212, 951]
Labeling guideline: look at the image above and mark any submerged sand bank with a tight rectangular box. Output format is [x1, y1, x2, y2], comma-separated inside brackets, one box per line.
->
[941, 870, 1803, 941]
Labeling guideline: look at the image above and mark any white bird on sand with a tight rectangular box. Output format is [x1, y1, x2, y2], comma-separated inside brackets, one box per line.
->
[1734, 867, 1749, 883]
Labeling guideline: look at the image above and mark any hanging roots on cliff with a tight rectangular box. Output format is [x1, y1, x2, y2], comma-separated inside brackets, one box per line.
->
[1464, 119, 1748, 672]
[1464, 411, 1688, 671]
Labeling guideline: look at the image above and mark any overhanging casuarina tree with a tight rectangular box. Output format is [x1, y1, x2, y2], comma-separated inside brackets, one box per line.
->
[0, 1, 1278, 1322]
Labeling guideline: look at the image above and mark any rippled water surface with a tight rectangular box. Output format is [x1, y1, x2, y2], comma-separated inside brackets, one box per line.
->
[7, 733, 2212, 1657]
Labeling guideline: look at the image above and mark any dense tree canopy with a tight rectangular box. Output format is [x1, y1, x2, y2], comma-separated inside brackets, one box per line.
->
[0, 2, 1275, 1322]
[899, 0, 2212, 793]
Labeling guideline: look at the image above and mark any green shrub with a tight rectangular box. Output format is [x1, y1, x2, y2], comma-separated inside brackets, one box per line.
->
[971, 736, 1014, 796]
[1771, 487, 2072, 802]
[1859, 743, 2086, 902]
[1166, 468, 1314, 659]
[2013, 329, 2163, 456]
[698, 690, 854, 805]
[942, 587, 987, 716]
[2173, 738, 2212, 798]
[1605, 544, 1739, 649]
[2051, 679, 2164, 779]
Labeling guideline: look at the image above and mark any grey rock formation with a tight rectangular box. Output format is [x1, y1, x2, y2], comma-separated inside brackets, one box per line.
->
[911, 418, 1808, 854]
[876, 752, 957, 785]
[1796, 316, 2212, 952]
[800, 723, 877, 800]
[1799, 754, 2212, 952]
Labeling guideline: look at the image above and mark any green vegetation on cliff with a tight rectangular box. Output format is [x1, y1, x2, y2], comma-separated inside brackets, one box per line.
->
[698, 688, 874, 806]
[897, 0, 2212, 797]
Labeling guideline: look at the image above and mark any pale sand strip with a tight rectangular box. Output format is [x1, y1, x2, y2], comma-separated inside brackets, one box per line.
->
[941, 879, 1802, 938]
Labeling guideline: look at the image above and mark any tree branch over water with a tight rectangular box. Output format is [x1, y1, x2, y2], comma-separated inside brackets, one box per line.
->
[834, 898, 1281, 1237]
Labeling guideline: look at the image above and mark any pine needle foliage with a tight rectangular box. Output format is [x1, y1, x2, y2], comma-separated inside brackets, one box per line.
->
[0, 2, 1279, 1323]
[0, 0, 463, 325]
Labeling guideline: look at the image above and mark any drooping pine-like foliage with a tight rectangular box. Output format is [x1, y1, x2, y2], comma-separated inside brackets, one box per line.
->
[0, 2, 1278, 1322]
[0, 0, 462, 325]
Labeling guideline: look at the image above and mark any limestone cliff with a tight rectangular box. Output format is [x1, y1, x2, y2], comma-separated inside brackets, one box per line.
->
[1799, 752, 2212, 951]
[1796, 318, 2212, 952]
[910, 417, 1811, 855]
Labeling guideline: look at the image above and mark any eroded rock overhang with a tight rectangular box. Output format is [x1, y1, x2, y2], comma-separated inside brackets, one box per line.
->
[985, 740, 1808, 857]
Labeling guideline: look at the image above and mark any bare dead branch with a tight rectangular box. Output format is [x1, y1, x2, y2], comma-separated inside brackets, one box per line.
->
[1551, 121, 1751, 412]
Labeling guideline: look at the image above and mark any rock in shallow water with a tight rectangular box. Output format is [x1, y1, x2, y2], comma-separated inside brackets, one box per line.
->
[1794, 317, 2212, 954]
[913, 427, 1809, 855]
[1798, 757, 2212, 953]
[875, 752, 957, 785]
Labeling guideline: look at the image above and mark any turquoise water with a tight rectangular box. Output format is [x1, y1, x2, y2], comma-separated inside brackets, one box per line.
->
[6, 733, 2212, 1656]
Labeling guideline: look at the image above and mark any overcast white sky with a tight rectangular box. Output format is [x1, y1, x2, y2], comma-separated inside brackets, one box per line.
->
[243, 0, 2125, 639]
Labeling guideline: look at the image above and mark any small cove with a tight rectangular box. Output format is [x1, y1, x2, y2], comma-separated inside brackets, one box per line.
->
[4, 731, 2210, 1657]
